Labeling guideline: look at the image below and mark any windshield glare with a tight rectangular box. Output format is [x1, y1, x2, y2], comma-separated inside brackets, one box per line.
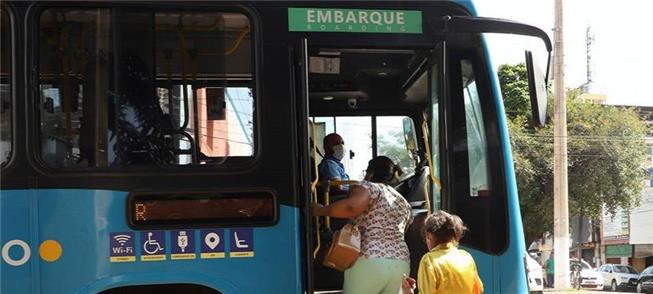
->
[614, 265, 637, 274]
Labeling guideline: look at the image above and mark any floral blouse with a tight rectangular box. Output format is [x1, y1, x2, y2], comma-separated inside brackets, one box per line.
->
[354, 181, 412, 261]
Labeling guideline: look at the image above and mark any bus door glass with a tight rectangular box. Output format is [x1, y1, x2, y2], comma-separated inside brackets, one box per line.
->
[461, 59, 491, 197]
[448, 49, 507, 255]
[429, 44, 443, 211]
[1, 8, 11, 165]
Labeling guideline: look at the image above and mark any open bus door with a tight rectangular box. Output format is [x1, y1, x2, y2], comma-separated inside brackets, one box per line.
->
[295, 12, 552, 294]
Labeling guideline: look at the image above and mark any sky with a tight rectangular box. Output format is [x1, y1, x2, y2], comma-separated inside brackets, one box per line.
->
[475, 0, 653, 107]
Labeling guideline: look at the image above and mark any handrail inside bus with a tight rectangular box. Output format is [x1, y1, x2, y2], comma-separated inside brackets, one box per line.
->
[421, 114, 441, 212]
[309, 121, 321, 258]
[316, 180, 360, 232]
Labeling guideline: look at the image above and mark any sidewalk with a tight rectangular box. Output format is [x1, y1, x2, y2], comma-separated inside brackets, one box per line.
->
[543, 290, 631, 294]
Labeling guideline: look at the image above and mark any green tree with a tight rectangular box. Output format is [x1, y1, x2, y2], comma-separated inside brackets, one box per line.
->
[498, 63, 530, 121]
[499, 63, 650, 244]
[377, 130, 415, 177]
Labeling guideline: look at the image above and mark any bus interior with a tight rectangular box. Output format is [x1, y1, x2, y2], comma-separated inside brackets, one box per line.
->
[306, 45, 437, 290]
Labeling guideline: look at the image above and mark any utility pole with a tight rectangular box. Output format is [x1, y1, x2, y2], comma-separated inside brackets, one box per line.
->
[553, 0, 571, 289]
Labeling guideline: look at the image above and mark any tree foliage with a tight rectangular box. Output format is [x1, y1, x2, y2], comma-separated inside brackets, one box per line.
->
[377, 130, 415, 177]
[499, 63, 650, 243]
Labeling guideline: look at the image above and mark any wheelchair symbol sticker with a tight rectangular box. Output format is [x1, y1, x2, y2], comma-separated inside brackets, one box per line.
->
[140, 231, 166, 261]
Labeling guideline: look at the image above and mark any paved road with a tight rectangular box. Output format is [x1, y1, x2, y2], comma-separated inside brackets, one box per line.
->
[543, 290, 633, 293]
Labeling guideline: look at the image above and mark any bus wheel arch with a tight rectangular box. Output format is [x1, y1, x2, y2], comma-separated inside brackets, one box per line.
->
[76, 273, 240, 294]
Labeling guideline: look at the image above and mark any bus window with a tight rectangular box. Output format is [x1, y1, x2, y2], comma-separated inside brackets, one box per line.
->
[449, 53, 507, 254]
[0, 8, 11, 165]
[313, 115, 416, 181]
[376, 116, 416, 179]
[38, 8, 254, 168]
[461, 59, 491, 197]
[335, 116, 372, 180]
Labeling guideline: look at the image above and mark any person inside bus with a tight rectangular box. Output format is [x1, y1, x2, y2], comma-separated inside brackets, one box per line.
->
[318, 133, 350, 195]
[312, 156, 412, 294]
[401, 211, 484, 294]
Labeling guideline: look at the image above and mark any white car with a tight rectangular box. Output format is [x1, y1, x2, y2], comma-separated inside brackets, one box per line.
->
[526, 253, 544, 293]
[570, 259, 603, 290]
[598, 263, 639, 292]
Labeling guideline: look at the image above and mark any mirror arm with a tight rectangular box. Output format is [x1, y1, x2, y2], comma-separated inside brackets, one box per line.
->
[437, 16, 552, 52]
[545, 51, 552, 87]
[437, 15, 554, 89]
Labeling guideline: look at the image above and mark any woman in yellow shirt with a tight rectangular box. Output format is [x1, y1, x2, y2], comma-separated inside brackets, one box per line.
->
[402, 211, 483, 294]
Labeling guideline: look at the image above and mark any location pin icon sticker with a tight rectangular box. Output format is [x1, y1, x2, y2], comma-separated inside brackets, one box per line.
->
[205, 232, 220, 250]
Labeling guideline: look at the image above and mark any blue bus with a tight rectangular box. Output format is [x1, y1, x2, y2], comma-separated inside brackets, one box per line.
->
[1, 1, 550, 293]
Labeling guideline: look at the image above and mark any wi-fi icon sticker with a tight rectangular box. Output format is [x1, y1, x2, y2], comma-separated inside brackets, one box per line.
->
[113, 234, 131, 246]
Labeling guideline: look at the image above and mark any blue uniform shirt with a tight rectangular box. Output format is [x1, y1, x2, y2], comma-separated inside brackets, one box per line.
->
[318, 155, 349, 182]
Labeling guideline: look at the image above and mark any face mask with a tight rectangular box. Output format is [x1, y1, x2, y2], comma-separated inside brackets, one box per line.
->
[332, 144, 345, 161]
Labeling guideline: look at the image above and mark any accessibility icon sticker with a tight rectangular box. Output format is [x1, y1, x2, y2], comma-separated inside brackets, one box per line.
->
[200, 229, 225, 259]
[171, 230, 196, 260]
[109, 232, 135, 262]
[230, 228, 254, 258]
[141, 231, 166, 261]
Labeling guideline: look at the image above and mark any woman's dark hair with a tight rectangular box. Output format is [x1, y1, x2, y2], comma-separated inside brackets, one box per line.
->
[422, 211, 468, 243]
[366, 156, 403, 184]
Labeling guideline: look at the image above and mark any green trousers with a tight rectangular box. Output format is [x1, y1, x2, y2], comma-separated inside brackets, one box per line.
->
[343, 258, 411, 294]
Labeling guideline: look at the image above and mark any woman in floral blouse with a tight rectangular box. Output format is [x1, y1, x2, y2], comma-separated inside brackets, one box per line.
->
[312, 156, 413, 294]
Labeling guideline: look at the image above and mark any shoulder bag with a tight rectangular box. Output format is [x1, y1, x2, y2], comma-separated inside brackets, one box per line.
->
[322, 223, 361, 272]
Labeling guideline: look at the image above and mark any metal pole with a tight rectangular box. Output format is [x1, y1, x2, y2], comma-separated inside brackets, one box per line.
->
[553, 0, 571, 289]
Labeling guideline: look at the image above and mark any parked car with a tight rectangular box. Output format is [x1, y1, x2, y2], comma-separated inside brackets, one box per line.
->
[598, 263, 639, 292]
[570, 258, 603, 290]
[525, 253, 544, 293]
[637, 265, 653, 294]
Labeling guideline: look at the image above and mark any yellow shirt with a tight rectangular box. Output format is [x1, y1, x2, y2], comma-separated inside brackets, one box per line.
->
[417, 242, 484, 294]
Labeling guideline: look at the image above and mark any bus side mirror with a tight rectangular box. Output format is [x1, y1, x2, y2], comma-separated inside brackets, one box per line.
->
[402, 117, 418, 154]
[525, 51, 548, 128]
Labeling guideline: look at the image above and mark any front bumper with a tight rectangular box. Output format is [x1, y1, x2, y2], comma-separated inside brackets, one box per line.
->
[580, 278, 603, 289]
[580, 282, 603, 289]
[619, 280, 637, 289]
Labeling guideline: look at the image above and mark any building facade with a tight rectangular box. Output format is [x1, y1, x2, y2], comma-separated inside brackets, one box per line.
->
[600, 106, 653, 272]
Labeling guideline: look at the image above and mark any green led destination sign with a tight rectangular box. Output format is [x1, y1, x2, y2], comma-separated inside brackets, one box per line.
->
[288, 8, 422, 34]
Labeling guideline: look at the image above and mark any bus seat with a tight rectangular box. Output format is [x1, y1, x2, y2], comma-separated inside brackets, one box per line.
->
[405, 208, 429, 278]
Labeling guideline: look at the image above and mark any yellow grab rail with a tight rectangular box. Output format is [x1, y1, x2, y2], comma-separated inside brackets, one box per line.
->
[316, 180, 359, 231]
[309, 121, 321, 258]
[421, 119, 442, 191]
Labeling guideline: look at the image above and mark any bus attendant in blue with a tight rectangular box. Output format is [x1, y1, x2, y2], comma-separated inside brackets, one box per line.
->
[319, 133, 350, 195]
